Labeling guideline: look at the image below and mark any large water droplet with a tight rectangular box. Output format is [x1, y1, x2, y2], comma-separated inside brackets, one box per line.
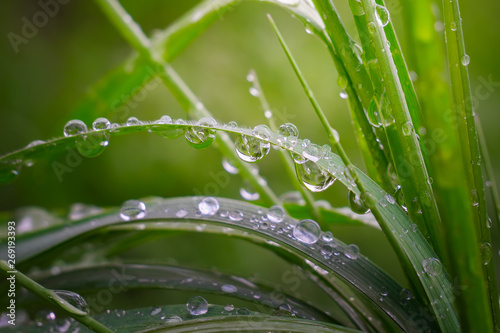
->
[186, 296, 208, 315]
[64, 120, 87, 137]
[267, 205, 285, 223]
[345, 244, 360, 259]
[235, 134, 270, 163]
[185, 117, 217, 149]
[348, 191, 370, 214]
[278, 123, 299, 148]
[198, 197, 219, 216]
[422, 258, 442, 276]
[119, 200, 147, 221]
[253, 125, 272, 141]
[54, 290, 90, 314]
[375, 5, 390, 27]
[296, 160, 335, 192]
[293, 219, 321, 244]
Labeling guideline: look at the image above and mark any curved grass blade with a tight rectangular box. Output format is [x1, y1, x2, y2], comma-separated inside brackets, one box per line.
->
[2, 193, 439, 331]
[27, 264, 333, 322]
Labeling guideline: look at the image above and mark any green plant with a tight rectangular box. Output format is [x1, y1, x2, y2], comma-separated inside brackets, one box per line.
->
[1, 0, 498, 332]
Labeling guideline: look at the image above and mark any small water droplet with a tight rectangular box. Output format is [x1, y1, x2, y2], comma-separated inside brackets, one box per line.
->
[368, 22, 377, 34]
[186, 296, 208, 315]
[264, 110, 273, 119]
[222, 158, 239, 174]
[339, 90, 348, 99]
[126, 116, 142, 126]
[422, 258, 442, 276]
[92, 117, 111, 131]
[150, 306, 162, 316]
[176, 209, 188, 218]
[236, 307, 250, 315]
[303, 144, 322, 162]
[240, 185, 260, 201]
[450, 21, 457, 31]
[54, 290, 89, 314]
[461, 54, 470, 66]
[224, 304, 235, 311]
[267, 205, 285, 223]
[321, 231, 334, 242]
[119, 200, 146, 221]
[229, 210, 244, 221]
[402, 121, 414, 136]
[348, 191, 370, 214]
[481, 242, 492, 265]
[64, 120, 87, 137]
[348, 0, 365, 16]
[221, 284, 237, 293]
[198, 197, 219, 215]
[165, 315, 183, 323]
[249, 87, 260, 97]
[345, 244, 360, 259]
[293, 219, 321, 244]
[375, 5, 390, 27]
[321, 244, 334, 258]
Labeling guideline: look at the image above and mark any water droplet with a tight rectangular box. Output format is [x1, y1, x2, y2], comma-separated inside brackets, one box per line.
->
[165, 315, 183, 323]
[229, 210, 244, 221]
[240, 185, 260, 201]
[119, 200, 146, 221]
[368, 22, 377, 34]
[126, 116, 142, 126]
[450, 21, 457, 31]
[92, 117, 111, 131]
[224, 304, 235, 311]
[249, 87, 260, 97]
[422, 258, 442, 276]
[348, 0, 365, 15]
[296, 160, 335, 192]
[339, 90, 348, 99]
[402, 121, 414, 136]
[305, 24, 313, 35]
[279, 191, 305, 205]
[27, 140, 45, 148]
[303, 144, 322, 162]
[321, 231, 334, 242]
[366, 99, 382, 127]
[461, 54, 470, 66]
[54, 290, 89, 314]
[400, 288, 412, 301]
[236, 307, 250, 315]
[345, 244, 360, 259]
[198, 197, 219, 215]
[321, 244, 334, 258]
[222, 158, 239, 174]
[268, 205, 285, 223]
[481, 242, 492, 265]
[64, 119, 87, 137]
[253, 125, 272, 141]
[348, 191, 370, 214]
[185, 117, 217, 149]
[221, 284, 237, 293]
[152, 115, 184, 138]
[176, 209, 188, 218]
[76, 131, 109, 157]
[186, 296, 208, 315]
[155, 115, 173, 124]
[278, 123, 299, 140]
[264, 110, 273, 119]
[276, 0, 299, 6]
[293, 219, 321, 244]
[150, 306, 162, 316]
[375, 5, 390, 27]
[246, 70, 255, 82]
[68, 203, 102, 220]
[235, 134, 270, 163]
[0, 160, 22, 184]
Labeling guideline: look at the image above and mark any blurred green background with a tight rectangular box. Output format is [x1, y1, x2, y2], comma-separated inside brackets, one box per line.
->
[0, 0, 499, 292]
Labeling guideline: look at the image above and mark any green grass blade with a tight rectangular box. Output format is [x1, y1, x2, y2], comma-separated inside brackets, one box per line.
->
[0, 260, 113, 333]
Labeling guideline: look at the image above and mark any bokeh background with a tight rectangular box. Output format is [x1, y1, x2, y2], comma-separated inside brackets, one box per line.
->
[0, 0, 499, 309]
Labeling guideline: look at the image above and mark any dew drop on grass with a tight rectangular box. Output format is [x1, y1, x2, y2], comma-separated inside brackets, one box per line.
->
[264, 110, 273, 119]
[229, 210, 244, 221]
[185, 117, 217, 149]
[165, 315, 183, 323]
[150, 306, 162, 316]
[278, 123, 299, 139]
[402, 121, 414, 136]
[54, 290, 90, 314]
[236, 307, 250, 315]
[296, 160, 335, 192]
[375, 5, 390, 27]
[222, 158, 239, 174]
[268, 205, 285, 223]
[303, 144, 321, 162]
[64, 119, 87, 137]
[76, 131, 109, 157]
[339, 90, 348, 99]
[240, 186, 260, 201]
[126, 116, 142, 126]
[235, 134, 270, 163]
[249, 87, 260, 97]
[119, 200, 146, 221]
[481, 242, 492, 265]
[155, 115, 173, 124]
[368, 22, 377, 34]
[92, 117, 111, 131]
[0, 160, 22, 184]
[221, 284, 237, 293]
[422, 258, 442, 276]
[153, 115, 183, 139]
[253, 124, 271, 141]
[186, 296, 208, 315]
[461, 54, 470, 66]
[450, 21, 457, 31]
[224, 304, 235, 312]
[348, 191, 370, 214]
[198, 197, 219, 215]
[345, 244, 360, 259]
[321, 244, 334, 258]
[246, 71, 255, 82]
[321, 231, 334, 242]
[293, 219, 321, 244]
[176, 209, 188, 218]
[348, 0, 365, 16]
